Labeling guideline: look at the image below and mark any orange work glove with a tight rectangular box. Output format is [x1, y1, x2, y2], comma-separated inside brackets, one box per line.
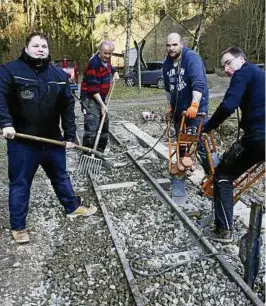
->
[186, 101, 199, 119]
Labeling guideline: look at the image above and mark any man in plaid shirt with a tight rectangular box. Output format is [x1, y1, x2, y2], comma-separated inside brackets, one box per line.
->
[80, 41, 119, 153]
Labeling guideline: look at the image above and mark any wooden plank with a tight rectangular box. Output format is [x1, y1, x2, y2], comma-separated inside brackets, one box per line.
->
[123, 122, 169, 159]
[96, 181, 138, 191]
[156, 178, 171, 184]
[113, 162, 128, 167]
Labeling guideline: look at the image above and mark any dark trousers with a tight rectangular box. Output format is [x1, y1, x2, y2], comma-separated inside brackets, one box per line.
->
[7, 139, 79, 230]
[214, 136, 265, 230]
[82, 98, 109, 152]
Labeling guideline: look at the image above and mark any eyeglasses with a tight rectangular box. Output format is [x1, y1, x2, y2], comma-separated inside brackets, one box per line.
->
[221, 57, 237, 71]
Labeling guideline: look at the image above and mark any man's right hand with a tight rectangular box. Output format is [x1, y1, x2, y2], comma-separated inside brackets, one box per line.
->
[2, 127, 16, 139]
[101, 104, 107, 116]
[165, 105, 173, 123]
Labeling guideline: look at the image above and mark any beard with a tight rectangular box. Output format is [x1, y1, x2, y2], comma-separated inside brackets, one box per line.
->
[168, 49, 181, 59]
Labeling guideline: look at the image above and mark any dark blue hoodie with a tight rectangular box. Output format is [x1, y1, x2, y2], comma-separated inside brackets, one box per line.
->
[163, 46, 209, 118]
[204, 62, 265, 138]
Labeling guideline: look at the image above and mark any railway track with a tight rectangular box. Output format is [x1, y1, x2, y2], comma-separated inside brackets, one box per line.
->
[74, 119, 265, 306]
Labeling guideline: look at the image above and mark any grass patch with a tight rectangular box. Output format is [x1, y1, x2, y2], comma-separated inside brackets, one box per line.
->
[112, 79, 164, 100]
[209, 98, 238, 120]
[209, 98, 220, 113]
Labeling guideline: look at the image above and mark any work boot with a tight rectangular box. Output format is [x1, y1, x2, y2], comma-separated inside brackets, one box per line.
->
[11, 229, 30, 244]
[67, 205, 97, 218]
[208, 227, 233, 244]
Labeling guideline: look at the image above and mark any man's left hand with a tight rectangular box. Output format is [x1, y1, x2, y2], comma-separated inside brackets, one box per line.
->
[186, 101, 199, 119]
[113, 72, 120, 82]
[65, 142, 76, 149]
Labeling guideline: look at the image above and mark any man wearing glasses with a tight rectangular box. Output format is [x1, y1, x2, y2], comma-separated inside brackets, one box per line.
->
[203, 46, 265, 243]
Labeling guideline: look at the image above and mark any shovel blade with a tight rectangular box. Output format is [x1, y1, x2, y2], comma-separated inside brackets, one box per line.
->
[78, 154, 102, 177]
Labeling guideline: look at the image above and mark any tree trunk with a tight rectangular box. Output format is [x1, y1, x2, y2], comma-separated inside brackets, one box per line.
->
[192, 0, 208, 52]
[124, 0, 133, 74]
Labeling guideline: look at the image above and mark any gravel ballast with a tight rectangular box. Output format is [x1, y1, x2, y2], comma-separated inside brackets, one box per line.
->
[0, 85, 264, 305]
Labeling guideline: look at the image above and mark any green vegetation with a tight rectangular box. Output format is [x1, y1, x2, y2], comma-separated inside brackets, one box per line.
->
[208, 99, 220, 114]
[111, 80, 164, 100]
[208, 99, 238, 121]
[112, 85, 225, 115]
[112, 85, 221, 113]
[0, 140, 7, 153]
[0, 0, 264, 70]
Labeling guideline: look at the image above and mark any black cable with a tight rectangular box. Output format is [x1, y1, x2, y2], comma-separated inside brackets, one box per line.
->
[72, 91, 81, 101]
[135, 126, 168, 161]
[236, 107, 240, 140]
[135, 57, 182, 162]
[130, 251, 241, 277]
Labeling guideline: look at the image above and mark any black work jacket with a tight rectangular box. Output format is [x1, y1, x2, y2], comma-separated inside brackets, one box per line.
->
[0, 58, 76, 141]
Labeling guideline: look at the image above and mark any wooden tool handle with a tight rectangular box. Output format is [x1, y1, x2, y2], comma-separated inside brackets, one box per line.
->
[1, 132, 106, 158]
[209, 130, 216, 152]
[93, 80, 116, 151]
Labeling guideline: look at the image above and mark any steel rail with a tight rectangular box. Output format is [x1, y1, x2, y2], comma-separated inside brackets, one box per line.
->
[109, 129, 264, 306]
[75, 124, 145, 305]
[90, 177, 146, 306]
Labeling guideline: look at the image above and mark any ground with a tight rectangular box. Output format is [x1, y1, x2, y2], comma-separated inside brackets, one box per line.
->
[0, 74, 264, 306]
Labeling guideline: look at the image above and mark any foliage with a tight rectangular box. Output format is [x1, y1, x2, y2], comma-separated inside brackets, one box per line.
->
[0, 0, 100, 66]
[111, 79, 164, 100]
[0, 37, 10, 62]
[200, 0, 265, 68]
[0, 0, 264, 70]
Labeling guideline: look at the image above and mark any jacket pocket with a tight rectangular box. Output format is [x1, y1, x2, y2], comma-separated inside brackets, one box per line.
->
[13, 77, 38, 103]
[47, 81, 66, 104]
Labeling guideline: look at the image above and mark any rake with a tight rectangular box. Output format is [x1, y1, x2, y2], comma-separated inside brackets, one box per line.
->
[78, 80, 116, 177]
[0, 131, 107, 160]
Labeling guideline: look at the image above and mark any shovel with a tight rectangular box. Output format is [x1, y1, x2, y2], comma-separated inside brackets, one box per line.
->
[0, 131, 107, 159]
[78, 80, 116, 177]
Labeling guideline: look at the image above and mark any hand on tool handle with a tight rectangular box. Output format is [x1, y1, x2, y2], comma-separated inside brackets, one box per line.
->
[101, 103, 108, 116]
[186, 101, 199, 119]
[2, 127, 16, 139]
[100, 78, 118, 116]
[65, 141, 76, 149]
[165, 105, 173, 123]
[112, 71, 120, 82]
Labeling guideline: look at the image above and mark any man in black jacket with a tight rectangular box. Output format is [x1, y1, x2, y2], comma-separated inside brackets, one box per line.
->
[0, 32, 97, 244]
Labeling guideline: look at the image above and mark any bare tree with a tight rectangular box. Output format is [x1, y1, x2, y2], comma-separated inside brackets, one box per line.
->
[24, 0, 38, 31]
[124, 0, 133, 74]
[192, 0, 208, 51]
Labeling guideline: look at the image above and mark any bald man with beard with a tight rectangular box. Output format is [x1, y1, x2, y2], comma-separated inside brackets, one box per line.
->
[163, 33, 209, 130]
[163, 32, 209, 204]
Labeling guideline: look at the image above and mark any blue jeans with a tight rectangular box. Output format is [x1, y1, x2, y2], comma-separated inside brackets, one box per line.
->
[7, 139, 79, 230]
[214, 136, 265, 230]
